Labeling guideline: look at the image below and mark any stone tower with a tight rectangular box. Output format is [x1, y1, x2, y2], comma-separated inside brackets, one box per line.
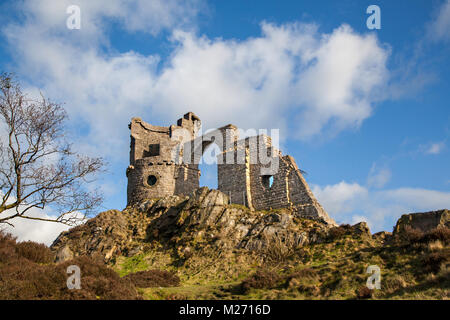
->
[126, 112, 202, 205]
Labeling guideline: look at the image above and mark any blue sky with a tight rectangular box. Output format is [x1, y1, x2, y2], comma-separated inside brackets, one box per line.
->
[0, 0, 449, 244]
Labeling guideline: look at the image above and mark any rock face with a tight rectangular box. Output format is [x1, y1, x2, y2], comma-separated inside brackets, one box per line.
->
[51, 208, 156, 262]
[393, 209, 449, 234]
[51, 187, 335, 262]
[351, 222, 371, 236]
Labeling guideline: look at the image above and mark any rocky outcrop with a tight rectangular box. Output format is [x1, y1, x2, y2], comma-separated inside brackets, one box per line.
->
[51, 187, 335, 262]
[51, 208, 153, 262]
[393, 209, 449, 234]
[351, 222, 371, 236]
[372, 231, 392, 243]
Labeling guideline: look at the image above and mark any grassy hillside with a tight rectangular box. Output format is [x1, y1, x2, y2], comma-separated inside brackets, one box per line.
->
[1, 190, 449, 300]
[111, 223, 449, 300]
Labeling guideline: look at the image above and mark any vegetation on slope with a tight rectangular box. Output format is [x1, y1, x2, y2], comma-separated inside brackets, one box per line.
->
[0, 231, 178, 299]
[1, 189, 449, 300]
[1, 222, 448, 300]
[111, 224, 449, 300]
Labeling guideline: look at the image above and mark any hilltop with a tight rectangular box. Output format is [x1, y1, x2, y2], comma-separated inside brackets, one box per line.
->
[46, 187, 449, 300]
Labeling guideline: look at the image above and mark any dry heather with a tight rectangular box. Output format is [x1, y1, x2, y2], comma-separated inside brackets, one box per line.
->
[2, 198, 449, 300]
[0, 231, 178, 300]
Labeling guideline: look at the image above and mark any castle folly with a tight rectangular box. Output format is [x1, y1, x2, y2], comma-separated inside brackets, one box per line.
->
[126, 112, 335, 225]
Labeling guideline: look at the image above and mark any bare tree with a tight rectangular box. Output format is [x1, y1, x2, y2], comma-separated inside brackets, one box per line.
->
[0, 73, 105, 227]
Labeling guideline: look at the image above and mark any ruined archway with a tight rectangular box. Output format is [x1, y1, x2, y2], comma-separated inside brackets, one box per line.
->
[198, 143, 220, 189]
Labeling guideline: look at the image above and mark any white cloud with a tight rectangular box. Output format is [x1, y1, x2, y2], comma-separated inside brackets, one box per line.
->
[156, 24, 389, 139]
[380, 188, 450, 209]
[367, 164, 391, 188]
[3, 0, 204, 161]
[417, 141, 446, 155]
[313, 181, 450, 233]
[0, 192, 86, 245]
[1, 210, 74, 246]
[20, 0, 202, 38]
[424, 142, 445, 154]
[294, 25, 389, 138]
[428, 0, 450, 42]
[1, 1, 391, 243]
[2, 2, 390, 164]
[311, 181, 368, 214]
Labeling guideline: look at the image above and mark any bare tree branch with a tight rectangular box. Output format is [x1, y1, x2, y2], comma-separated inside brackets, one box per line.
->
[0, 73, 105, 227]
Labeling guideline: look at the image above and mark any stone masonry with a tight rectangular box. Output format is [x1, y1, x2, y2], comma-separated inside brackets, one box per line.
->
[126, 112, 335, 225]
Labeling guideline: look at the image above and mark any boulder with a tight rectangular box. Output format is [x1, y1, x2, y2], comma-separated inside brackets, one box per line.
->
[55, 245, 74, 262]
[351, 222, 371, 237]
[373, 231, 392, 241]
[51, 209, 150, 262]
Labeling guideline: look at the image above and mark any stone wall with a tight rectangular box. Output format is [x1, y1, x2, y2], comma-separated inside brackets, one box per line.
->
[216, 135, 334, 224]
[175, 164, 200, 196]
[218, 161, 247, 206]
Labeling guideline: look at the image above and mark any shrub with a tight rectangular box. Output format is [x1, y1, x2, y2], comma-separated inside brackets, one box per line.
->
[290, 268, 316, 277]
[383, 275, 408, 293]
[422, 249, 450, 274]
[59, 256, 141, 299]
[284, 268, 318, 287]
[0, 231, 140, 300]
[421, 228, 450, 245]
[259, 233, 297, 265]
[1, 232, 54, 264]
[123, 270, 180, 288]
[428, 240, 444, 251]
[356, 286, 373, 299]
[396, 226, 450, 246]
[0, 231, 18, 263]
[15, 241, 54, 264]
[240, 269, 281, 293]
[166, 293, 187, 300]
[298, 284, 321, 296]
[327, 224, 352, 241]
[0, 256, 141, 300]
[397, 226, 424, 245]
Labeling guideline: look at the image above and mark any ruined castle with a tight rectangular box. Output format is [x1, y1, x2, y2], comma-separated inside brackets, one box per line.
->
[126, 112, 335, 225]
